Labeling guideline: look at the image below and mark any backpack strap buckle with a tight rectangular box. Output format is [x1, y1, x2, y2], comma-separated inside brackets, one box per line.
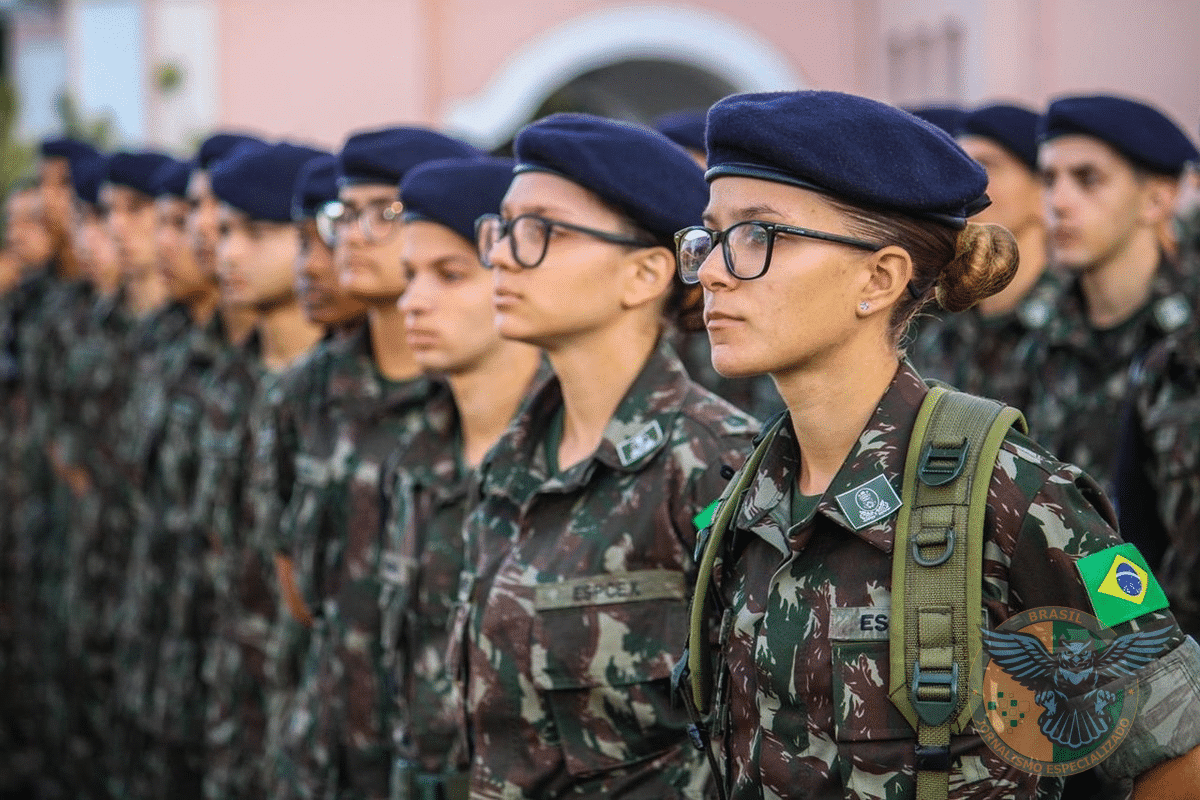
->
[911, 661, 959, 726]
[918, 439, 967, 486]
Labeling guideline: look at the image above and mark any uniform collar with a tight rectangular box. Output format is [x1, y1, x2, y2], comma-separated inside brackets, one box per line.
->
[482, 337, 692, 507]
[734, 360, 928, 556]
[326, 322, 437, 410]
[1049, 256, 1191, 345]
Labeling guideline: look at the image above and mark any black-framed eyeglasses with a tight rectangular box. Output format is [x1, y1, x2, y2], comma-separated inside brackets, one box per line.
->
[475, 213, 656, 269]
[315, 199, 403, 247]
[674, 221, 882, 285]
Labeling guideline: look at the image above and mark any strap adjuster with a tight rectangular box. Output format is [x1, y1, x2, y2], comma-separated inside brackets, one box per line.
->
[911, 661, 958, 726]
[918, 439, 967, 485]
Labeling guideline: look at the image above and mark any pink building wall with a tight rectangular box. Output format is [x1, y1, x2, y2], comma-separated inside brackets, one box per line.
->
[204, 1, 1197, 149]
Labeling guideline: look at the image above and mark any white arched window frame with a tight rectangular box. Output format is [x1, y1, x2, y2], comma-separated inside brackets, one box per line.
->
[442, 5, 805, 149]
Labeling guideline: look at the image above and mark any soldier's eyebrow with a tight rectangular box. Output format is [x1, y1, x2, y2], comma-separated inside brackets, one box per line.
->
[498, 202, 569, 219]
[703, 204, 786, 227]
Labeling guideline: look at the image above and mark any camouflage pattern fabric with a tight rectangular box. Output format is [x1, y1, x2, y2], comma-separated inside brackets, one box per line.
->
[451, 339, 757, 799]
[1024, 264, 1193, 491]
[252, 333, 346, 797]
[0, 289, 18, 793]
[270, 324, 440, 799]
[111, 307, 220, 799]
[1120, 325, 1200, 638]
[702, 360, 1200, 800]
[907, 269, 1062, 412]
[6, 267, 77, 795]
[0, 269, 57, 795]
[193, 332, 278, 800]
[379, 375, 531, 796]
[58, 289, 137, 799]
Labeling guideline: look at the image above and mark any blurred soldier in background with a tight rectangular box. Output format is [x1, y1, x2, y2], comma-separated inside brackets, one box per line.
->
[1026, 95, 1197, 491]
[258, 152, 368, 796]
[271, 127, 475, 799]
[8, 138, 99, 799]
[104, 148, 194, 800]
[908, 103, 1057, 411]
[380, 156, 541, 799]
[197, 141, 327, 800]
[0, 175, 56, 797]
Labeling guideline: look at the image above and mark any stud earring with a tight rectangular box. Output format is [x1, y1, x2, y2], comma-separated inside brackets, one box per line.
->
[859, 301, 870, 312]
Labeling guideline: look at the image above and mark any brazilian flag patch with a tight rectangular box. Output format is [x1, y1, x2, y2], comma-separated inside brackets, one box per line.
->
[1076, 543, 1169, 627]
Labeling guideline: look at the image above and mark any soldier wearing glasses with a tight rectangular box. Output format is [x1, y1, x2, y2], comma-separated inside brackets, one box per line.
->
[453, 114, 757, 799]
[269, 127, 475, 800]
[677, 90, 1200, 800]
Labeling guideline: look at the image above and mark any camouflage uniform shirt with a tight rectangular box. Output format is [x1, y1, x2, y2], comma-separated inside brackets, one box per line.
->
[1024, 263, 1193, 490]
[452, 339, 758, 799]
[379, 386, 471, 783]
[907, 270, 1062, 411]
[1119, 324, 1200, 638]
[274, 323, 442, 798]
[704, 360, 1200, 799]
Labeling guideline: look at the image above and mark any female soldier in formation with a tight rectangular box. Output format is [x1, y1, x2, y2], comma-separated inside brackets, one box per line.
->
[455, 114, 758, 798]
[679, 90, 1200, 799]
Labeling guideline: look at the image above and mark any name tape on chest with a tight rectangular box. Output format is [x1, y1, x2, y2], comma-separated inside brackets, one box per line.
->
[534, 569, 685, 611]
[829, 606, 891, 641]
[834, 474, 903, 530]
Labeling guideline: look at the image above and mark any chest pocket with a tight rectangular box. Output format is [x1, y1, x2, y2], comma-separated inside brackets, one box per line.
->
[530, 570, 692, 777]
[829, 606, 915, 743]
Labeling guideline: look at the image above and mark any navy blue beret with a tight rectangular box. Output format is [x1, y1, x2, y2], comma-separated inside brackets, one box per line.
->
[337, 127, 479, 187]
[71, 154, 110, 206]
[959, 103, 1041, 171]
[904, 105, 968, 135]
[197, 132, 266, 169]
[211, 142, 329, 222]
[106, 151, 176, 197]
[40, 137, 100, 171]
[654, 109, 708, 153]
[400, 156, 515, 244]
[291, 153, 338, 221]
[514, 113, 707, 243]
[1041, 95, 1199, 176]
[707, 92, 990, 228]
[151, 158, 195, 199]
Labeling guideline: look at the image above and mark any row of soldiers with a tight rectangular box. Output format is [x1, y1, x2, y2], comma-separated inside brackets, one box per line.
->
[0, 91, 1196, 800]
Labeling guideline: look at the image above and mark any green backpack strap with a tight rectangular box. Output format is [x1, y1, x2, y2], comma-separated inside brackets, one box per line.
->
[888, 386, 1026, 800]
[686, 413, 788, 715]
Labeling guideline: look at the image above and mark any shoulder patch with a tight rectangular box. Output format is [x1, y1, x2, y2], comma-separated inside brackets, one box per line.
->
[1076, 543, 1169, 627]
[616, 419, 665, 466]
[1153, 294, 1191, 333]
[1017, 297, 1053, 331]
[835, 473, 902, 530]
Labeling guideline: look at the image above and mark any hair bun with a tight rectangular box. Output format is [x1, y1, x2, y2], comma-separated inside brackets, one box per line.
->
[935, 223, 1019, 312]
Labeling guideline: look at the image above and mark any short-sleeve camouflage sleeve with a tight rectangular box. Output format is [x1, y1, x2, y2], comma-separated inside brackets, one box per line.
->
[995, 433, 1200, 781]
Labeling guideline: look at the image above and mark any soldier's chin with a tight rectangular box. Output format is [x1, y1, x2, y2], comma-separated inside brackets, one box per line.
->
[710, 345, 768, 379]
